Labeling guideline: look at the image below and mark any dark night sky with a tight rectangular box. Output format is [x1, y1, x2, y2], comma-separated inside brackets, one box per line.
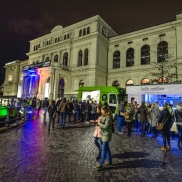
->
[0, 0, 182, 83]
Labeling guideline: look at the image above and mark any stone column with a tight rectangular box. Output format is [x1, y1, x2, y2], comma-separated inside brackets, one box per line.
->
[49, 69, 55, 99]
[53, 69, 59, 99]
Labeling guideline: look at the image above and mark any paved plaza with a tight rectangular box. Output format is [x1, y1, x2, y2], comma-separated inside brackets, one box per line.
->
[0, 112, 182, 182]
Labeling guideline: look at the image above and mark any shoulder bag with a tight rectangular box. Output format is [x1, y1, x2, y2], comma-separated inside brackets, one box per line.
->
[156, 116, 169, 131]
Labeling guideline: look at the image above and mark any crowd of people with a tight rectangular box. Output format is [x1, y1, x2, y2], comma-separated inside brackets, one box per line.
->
[117, 100, 182, 151]
[16, 96, 182, 168]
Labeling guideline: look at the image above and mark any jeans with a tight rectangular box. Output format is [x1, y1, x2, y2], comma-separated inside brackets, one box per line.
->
[135, 119, 139, 130]
[117, 116, 124, 132]
[60, 112, 67, 129]
[177, 125, 182, 142]
[48, 116, 55, 130]
[44, 107, 48, 116]
[94, 137, 102, 157]
[74, 111, 79, 121]
[140, 121, 146, 136]
[99, 141, 112, 165]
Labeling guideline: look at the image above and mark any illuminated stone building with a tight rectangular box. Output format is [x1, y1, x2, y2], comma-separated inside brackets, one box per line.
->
[3, 13, 182, 99]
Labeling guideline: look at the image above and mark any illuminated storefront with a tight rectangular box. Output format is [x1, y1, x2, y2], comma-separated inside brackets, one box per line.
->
[20, 60, 51, 98]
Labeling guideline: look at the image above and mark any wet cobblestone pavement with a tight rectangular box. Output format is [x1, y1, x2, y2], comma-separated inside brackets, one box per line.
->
[0, 112, 182, 182]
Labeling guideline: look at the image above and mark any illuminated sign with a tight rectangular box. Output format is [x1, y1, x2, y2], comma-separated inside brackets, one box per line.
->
[22, 60, 51, 70]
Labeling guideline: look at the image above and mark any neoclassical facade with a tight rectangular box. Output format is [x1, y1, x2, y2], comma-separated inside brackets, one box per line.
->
[3, 14, 182, 99]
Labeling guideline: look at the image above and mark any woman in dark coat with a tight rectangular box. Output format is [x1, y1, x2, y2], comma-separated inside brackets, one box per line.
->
[158, 105, 171, 151]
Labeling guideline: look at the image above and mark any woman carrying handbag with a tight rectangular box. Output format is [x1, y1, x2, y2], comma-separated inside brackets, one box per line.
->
[157, 105, 171, 151]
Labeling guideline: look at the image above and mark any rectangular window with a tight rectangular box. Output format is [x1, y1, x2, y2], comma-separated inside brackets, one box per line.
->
[128, 41, 133, 44]
[115, 44, 119, 47]
[109, 94, 117, 104]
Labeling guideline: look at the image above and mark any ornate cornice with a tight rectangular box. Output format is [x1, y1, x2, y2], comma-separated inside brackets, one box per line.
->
[110, 22, 182, 45]
[72, 33, 98, 44]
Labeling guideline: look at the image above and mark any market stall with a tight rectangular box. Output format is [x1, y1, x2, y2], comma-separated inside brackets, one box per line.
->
[126, 84, 182, 107]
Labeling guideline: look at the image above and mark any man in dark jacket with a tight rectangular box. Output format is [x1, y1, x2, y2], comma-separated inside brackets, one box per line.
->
[137, 101, 148, 136]
[43, 98, 49, 117]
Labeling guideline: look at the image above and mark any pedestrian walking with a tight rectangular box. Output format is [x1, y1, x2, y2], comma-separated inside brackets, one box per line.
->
[48, 100, 56, 131]
[43, 98, 49, 117]
[94, 106, 112, 169]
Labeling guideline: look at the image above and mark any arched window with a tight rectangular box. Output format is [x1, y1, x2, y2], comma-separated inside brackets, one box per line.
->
[58, 78, 64, 97]
[157, 41, 168, 63]
[141, 45, 150, 65]
[84, 49, 88, 65]
[55, 38, 57, 43]
[87, 27, 90, 34]
[113, 51, 120, 69]
[158, 77, 168, 83]
[141, 78, 150, 85]
[58, 37, 60, 42]
[126, 48, 134, 67]
[83, 28, 86, 35]
[47, 41, 49, 45]
[126, 79, 134, 85]
[79, 30, 82, 37]
[64, 35, 66, 40]
[63, 53, 68, 66]
[54, 55, 58, 62]
[79, 80, 84, 87]
[45, 57, 49, 62]
[67, 34, 69, 39]
[112, 80, 120, 86]
[78, 50, 82, 66]
[33, 46, 35, 51]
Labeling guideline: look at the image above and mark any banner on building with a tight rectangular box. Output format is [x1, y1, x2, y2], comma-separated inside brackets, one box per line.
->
[126, 84, 182, 95]
[22, 60, 51, 70]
